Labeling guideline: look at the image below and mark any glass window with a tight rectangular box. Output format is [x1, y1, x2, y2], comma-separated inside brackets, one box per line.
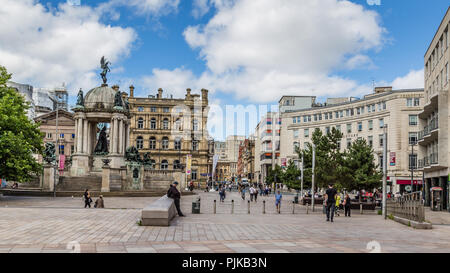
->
[173, 160, 181, 170]
[161, 160, 168, 170]
[163, 107, 169, 113]
[193, 120, 199, 131]
[293, 117, 297, 124]
[151, 107, 157, 112]
[59, 133, 64, 139]
[138, 106, 144, 112]
[379, 118, 384, 128]
[407, 98, 413, 107]
[409, 154, 417, 170]
[409, 115, 418, 126]
[192, 140, 199, 151]
[163, 118, 169, 130]
[136, 136, 143, 149]
[174, 138, 181, 150]
[297, 117, 301, 123]
[414, 98, 420, 106]
[150, 118, 156, 129]
[379, 134, 384, 147]
[59, 145, 64, 155]
[71, 145, 74, 154]
[304, 129, 309, 138]
[347, 123, 352, 133]
[326, 127, 330, 134]
[368, 136, 373, 147]
[358, 122, 362, 132]
[192, 170, 198, 180]
[293, 129, 299, 138]
[293, 142, 299, 153]
[149, 137, 156, 150]
[346, 139, 352, 149]
[336, 125, 341, 132]
[409, 132, 418, 145]
[138, 118, 144, 129]
[368, 120, 373, 130]
[47, 133, 52, 139]
[162, 137, 169, 150]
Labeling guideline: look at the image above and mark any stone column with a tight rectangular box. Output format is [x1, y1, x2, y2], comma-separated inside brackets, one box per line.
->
[113, 118, 119, 154]
[77, 117, 83, 154]
[83, 120, 88, 154]
[126, 122, 130, 149]
[43, 164, 55, 191]
[110, 118, 115, 154]
[119, 118, 124, 155]
[87, 122, 92, 155]
[101, 165, 111, 192]
[74, 119, 78, 153]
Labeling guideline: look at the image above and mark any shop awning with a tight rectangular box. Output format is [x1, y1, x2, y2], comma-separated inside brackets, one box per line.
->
[397, 179, 423, 185]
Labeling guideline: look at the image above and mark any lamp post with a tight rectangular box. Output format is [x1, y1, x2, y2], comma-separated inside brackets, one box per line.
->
[53, 94, 62, 198]
[410, 139, 417, 193]
[312, 144, 316, 212]
[382, 125, 388, 219]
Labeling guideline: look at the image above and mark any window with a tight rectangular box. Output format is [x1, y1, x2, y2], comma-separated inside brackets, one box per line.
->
[347, 123, 352, 133]
[138, 106, 144, 112]
[379, 118, 384, 128]
[297, 117, 301, 123]
[192, 170, 198, 180]
[192, 140, 199, 151]
[409, 132, 418, 145]
[138, 118, 144, 129]
[293, 129, 299, 138]
[162, 137, 169, 150]
[358, 122, 362, 132]
[173, 160, 181, 170]
[383, 102, 386, 110]
[71, 145, 74, 154]
[47, 133, 52, 139]
[368, 136, 373, 147]
[175, 118, 182, 131]
[368, 120, 373, 130]
[409, 154, 417, 170]
[150, 118, 156, 129]
[59, 145, 64, 155]
[304, 129, 309, 138]
[326, 127, 330, 134]
[161, 160, 168, 170]
[149, 137, 156, 150]
[414, 98, 420, 106]
[336, 125, 341, 132]
[163, 118, 169, 130]
[293, 142, 299, 153]
[72, 134, 75, 139]
[379, 155, 384, 169]
[346, 139, 352, 149]
[193, 120, 199, 131]
[136, 136, 143, 149]
[174, 138, 181, 150]
[163, 107, 169, 113]
[151, 106, 157, 112]
[409, 115, 418, 126]
[59, 133, 64, 139]
[379, 134, 384, 147]
[293, 117, 297, 124]
[407, 98, 413, 107]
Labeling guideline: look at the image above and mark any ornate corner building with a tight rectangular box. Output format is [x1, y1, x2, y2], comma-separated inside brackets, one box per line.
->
[128, 87, 212, 187]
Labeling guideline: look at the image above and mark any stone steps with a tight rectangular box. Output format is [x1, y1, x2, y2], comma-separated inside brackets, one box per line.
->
[56, 176, 102, 191]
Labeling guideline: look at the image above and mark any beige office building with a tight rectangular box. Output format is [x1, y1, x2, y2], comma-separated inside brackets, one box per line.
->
[418, 7, 450, 210]
[280, 87, 424, 193]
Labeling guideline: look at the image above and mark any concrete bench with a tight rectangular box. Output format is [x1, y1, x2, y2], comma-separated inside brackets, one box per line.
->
[141, 195, 177, 226]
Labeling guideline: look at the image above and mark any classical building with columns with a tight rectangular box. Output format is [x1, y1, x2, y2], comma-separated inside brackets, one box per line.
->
[71, 84, 131, 176]
[127, 87, 211, 187]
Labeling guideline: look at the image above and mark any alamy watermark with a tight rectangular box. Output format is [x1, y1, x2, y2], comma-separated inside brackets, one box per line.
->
[367, 0, 381, 6]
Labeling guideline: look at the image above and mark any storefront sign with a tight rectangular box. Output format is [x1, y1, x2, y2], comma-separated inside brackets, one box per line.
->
[390, 152, 396, 166]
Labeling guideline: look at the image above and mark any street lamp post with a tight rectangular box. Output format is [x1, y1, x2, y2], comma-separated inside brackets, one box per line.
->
[300, 153, 304, 199]
[312, 144, 316, 212]
[410, 140, 417, 193]
[382, 125, 388, 219]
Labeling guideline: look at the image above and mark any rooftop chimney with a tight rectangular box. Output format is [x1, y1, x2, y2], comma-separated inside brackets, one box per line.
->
[158, 88, 163, 99]
[129, 85, 134, 97]
[201, 89, 208, 101]
[186, 88, 192, 100]
[374, 86, 392, 94]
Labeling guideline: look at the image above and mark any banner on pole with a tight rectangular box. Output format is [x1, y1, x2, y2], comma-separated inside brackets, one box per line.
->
[212, 154, 219, 178]
[186, 154, 192, 175]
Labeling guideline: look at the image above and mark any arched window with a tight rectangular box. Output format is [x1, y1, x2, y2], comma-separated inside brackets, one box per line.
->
[150, 118, 156, 129]
[138, 118, 144, 129]
[161, 160, 168, 170]
[149, 137, 156, 150]
[150, 160, 156, 169]
[162, 137, 169, 150]
[163, 118, 169, 130]
[136, 136, 143, 149]
[193, 119, 199, 131]
[174, 138, 182, 150]
[192, 140, 199, 151]
[175, 118, 182, 131]
[173, 160, 181, 170]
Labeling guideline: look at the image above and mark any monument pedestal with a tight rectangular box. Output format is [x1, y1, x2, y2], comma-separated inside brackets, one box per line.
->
[70, 154, 90, 176]
[43, 164, 56, 191]
[101, 165, 111, 192]
[108, 154, 125, 169]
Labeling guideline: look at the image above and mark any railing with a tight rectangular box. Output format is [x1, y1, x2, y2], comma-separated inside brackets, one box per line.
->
[386, 192, 425, 223]
[418, 117, 438, 140]
[430, 153, 438, 165]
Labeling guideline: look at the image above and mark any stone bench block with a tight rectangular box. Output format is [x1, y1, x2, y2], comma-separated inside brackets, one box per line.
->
[141, 195, 177, 226]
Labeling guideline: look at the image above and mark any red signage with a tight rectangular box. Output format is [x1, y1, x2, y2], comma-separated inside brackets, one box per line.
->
[396, 180, 423, 185]
[390, 152, 396, 166]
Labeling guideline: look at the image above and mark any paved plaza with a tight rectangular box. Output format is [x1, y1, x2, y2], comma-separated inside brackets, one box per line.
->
[1, 191, 450, 253]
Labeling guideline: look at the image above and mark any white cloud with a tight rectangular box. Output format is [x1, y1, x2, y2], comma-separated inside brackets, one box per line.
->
[97, 0, 180, 19]
[391, 69, 424, 89]
[192, 0, 211, 19]
[175, 0, 386, 102]
[0, 0, 137, 94]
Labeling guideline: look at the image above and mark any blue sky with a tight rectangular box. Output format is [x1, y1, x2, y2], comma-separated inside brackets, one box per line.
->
[1, 0, 449, 139]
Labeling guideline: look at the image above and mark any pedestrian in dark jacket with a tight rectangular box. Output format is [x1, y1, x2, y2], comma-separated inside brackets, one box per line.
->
[344, 194, 351, 217]
[167, 181, 184, 217]
[83, 189, 92, 208]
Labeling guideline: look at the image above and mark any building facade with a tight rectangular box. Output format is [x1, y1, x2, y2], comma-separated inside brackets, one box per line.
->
[237, 137, 256, 182]
[128, 87, 211, 186]
[280, 87, 424, 194]
[418, 7, 450, 210]
[34, 110, 76, 163]
[7, 81, 35, 120]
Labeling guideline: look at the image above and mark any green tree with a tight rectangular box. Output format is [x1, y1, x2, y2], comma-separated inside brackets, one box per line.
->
[0, 66, 43, 182]
[341, 138, 382, 201]
[282, 160, 301, 190]
[265, 164, 283, 186]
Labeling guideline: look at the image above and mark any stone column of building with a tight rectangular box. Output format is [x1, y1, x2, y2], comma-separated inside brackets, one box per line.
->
[110, 118, 115, 154]
[76, 116, 84, 154]
[126, 121, 130, 149]
[87, 122, 92, 155]
[74, 118, 79, 153]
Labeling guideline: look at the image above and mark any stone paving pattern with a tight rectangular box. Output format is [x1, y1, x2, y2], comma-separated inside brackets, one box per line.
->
[1, 191, 450, 253]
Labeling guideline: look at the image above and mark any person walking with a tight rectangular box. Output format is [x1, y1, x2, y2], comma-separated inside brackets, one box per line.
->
[249, 185, 255, 202]
[254, 186, 258, 202]
[275, 190, 282, 214]
[343, 193, 351, 217]
[94, 195, 104, 208]
[241, 185, 246, 200]
[167, 181, 185, 217]
[83, 189, 92, 208]
[324, 184, 337, 222]
[335, 193, 341, 217]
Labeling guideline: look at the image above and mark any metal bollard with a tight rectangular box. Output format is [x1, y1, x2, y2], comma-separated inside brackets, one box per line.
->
[306, 203, 309, 214]
[360, 203, 363, 215]
[214, 200, 216, 214]
[231, 200, 234, 214]
[248, 200, 250, 214]
[292, 201, 295, 214]
[263, 200, 266, 214]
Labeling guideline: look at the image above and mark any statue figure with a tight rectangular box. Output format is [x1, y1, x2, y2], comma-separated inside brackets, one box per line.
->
[94, 126, 108, 154]
[125, 146, 141, 163]
[143, 152, 152, 166]
[76, 88, 84, 107]
[43, 142, 56, 164]
[123, 95, 130, 111]
[100, 56, 111, 84]
[114, 90, 123, 108]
